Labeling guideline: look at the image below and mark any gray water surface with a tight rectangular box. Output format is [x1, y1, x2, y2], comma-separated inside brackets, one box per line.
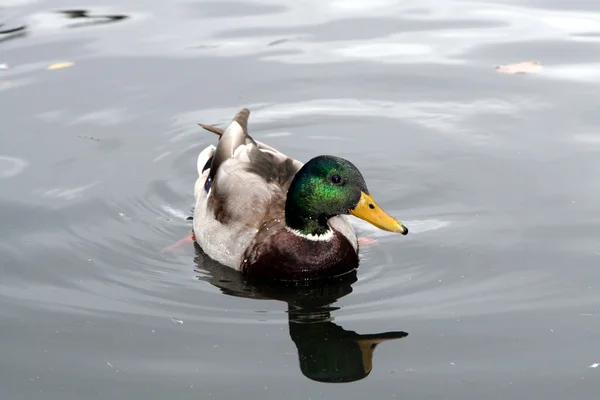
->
[2, 0, 600, 398]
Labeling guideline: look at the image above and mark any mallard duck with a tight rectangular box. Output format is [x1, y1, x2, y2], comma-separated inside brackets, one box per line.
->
[193, 108, 408, 281]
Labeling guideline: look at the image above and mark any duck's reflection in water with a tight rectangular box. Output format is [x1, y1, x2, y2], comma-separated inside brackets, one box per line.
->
[193, 242, 408, 383]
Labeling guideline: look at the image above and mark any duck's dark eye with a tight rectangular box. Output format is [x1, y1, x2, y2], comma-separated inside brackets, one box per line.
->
[330, 174, 342, 185]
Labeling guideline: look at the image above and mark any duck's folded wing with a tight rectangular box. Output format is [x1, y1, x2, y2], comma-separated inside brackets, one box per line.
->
[204, 108, 303, 228]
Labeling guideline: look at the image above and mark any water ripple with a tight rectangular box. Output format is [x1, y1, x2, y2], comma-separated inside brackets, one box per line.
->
[0, 155, 28, 178]
[3, 0, 600, 392]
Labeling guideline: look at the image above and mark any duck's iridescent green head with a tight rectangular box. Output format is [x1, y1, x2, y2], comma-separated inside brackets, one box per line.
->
[285, 155, 408, 237]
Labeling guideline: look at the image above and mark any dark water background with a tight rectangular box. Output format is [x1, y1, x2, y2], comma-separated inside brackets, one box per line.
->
[2, 0, 600, 398]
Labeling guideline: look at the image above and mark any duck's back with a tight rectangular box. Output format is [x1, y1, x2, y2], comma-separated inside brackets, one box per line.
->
[192, 109, 303, 269]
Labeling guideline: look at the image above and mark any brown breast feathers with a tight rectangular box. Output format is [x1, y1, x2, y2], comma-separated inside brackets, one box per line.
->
[240, 227, 359, 281]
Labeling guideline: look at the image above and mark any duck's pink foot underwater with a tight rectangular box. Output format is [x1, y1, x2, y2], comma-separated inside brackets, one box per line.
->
[358, 237, 378, 246]
[160, 232, 195, 254]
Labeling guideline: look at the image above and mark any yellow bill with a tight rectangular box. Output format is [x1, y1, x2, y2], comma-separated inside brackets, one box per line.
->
[349, 192, 408, 235]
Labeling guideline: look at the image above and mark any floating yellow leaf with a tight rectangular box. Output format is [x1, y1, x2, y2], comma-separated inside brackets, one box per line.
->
[47, 62, 74, 70]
